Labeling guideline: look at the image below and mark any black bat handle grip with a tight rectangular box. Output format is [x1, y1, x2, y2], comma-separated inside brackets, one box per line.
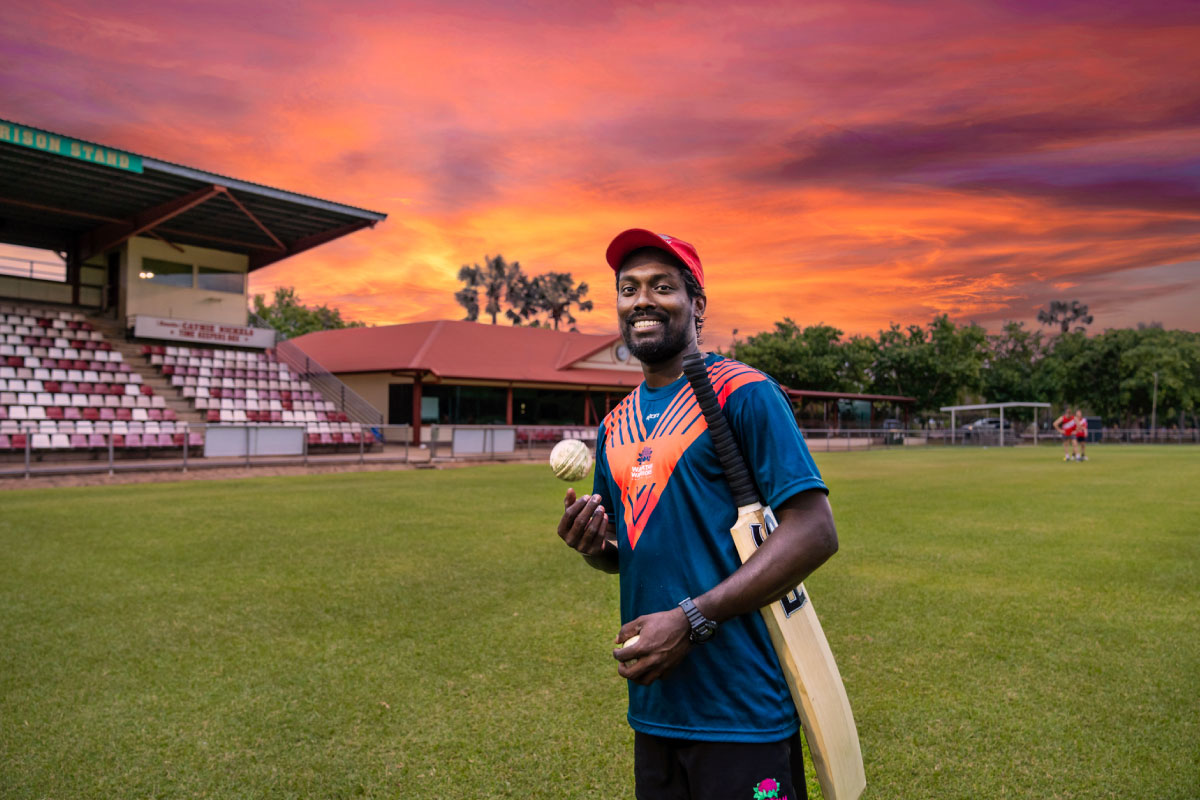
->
[682, 352, 761, 507]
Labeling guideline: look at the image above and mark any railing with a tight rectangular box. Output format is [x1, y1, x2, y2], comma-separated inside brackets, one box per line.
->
[0, 422, 412, 480]
[4, 422, 1197, 482]
[272, 339, 383, 426]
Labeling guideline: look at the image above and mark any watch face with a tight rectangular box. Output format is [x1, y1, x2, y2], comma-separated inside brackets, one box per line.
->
[616, 344, 630, 362]
[690, 621, 718, 643]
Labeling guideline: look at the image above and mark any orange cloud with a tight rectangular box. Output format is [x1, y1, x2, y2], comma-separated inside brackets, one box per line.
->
[1, 0, 1197, 344]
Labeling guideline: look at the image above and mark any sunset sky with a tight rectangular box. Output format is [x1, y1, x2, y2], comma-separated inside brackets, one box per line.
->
[2, 0, 1197, 346]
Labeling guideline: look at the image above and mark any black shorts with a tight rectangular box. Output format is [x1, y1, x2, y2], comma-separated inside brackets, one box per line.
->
[634, 730, 806, 800]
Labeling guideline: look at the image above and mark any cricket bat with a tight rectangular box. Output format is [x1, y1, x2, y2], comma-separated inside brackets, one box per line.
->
[682, 352, 865, 800]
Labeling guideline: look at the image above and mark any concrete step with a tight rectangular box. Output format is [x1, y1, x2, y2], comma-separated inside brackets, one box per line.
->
[84, 314, 206, 425]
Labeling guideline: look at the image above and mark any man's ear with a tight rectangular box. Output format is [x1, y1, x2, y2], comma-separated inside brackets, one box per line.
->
[692, 293, 707, 320]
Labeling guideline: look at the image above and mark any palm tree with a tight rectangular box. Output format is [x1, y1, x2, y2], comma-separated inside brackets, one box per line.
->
[504, 271, 544, 326]
[454, 264, 483, 321]
[536, 272, 594, 331]
[456, 255, 525, 324]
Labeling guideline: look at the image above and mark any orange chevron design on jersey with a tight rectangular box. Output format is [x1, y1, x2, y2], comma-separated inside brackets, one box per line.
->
[603, 359, 767, 549]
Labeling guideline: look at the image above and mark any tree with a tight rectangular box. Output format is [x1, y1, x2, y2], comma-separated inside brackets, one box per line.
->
[504, 271, 545, 327]
[735, 319, 860, 392]
[1037, 299, 1094, 334]
[250, 287, 365, 340]
[455, 255, 524, 324]
[872, 315, 986, 414]
[532, 272, 593, 331]
[982, 322, 1047, 417]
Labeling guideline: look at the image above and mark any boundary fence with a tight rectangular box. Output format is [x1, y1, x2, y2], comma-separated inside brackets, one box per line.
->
[1, 424, 1196, 481]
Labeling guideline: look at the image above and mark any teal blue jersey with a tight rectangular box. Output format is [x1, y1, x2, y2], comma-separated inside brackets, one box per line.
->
[593, 354, 828, 742]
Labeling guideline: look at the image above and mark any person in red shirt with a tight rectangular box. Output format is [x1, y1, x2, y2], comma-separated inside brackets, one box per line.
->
[1052, 409, 1077, 461]
[1073, 409, 1089, 461]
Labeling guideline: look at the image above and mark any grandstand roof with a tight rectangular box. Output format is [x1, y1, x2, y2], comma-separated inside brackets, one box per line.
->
[292, 320, 643, 388]
[0, 118, 386, 270]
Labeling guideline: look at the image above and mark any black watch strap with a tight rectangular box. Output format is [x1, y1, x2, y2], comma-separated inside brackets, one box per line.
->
[679, 597, 717, 643]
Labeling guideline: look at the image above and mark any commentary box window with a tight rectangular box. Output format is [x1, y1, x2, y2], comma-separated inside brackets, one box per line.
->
[197, 266, 244, 294]
[141, 258, 194, 288]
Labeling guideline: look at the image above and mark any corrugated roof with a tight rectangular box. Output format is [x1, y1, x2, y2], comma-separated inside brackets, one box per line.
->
[292, 320, 643, 388]
[0, 118, 385, 270]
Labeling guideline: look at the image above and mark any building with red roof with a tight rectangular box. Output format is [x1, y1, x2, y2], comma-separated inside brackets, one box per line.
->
[291, 320, 642, 441]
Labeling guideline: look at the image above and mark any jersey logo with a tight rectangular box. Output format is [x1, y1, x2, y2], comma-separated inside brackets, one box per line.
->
[602, 358, 767, 550]
[631, 447, 654, 479]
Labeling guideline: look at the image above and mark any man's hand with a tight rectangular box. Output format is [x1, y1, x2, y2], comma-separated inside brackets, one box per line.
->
[557, 489, 618, 572]
[613, 607, 692, 685]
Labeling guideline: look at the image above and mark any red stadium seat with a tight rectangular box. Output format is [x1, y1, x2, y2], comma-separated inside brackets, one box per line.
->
[163, 409, 177, 421]
[116, 408, 132, 421]
[206, 410, 220, 423]
[11, 433, 27, 449]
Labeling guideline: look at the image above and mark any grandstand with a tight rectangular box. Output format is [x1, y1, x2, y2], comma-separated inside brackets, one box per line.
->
[0, 118, 387, 473]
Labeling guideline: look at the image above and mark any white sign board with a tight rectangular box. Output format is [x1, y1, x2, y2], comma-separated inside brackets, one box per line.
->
[134, 315, 276, 348]
[203, 426, 305, 457]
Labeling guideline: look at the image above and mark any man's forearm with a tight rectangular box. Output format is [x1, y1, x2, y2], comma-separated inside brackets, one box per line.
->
[582, 548, 619, 574]
[695, 491, 837, 624]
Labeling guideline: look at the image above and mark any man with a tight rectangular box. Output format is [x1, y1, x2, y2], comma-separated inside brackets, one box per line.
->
[1073, 409, 1089, 461]
[555, 229, 839, 800]
[1053, 407, 1077, 461]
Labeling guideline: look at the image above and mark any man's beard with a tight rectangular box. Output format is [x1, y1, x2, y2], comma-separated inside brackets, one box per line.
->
[622, 314, 692, 365]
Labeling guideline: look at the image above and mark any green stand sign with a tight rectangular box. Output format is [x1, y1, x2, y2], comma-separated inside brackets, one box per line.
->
[0, 119, 143, 174]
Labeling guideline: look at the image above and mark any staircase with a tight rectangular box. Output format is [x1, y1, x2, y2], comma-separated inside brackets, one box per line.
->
[84, 315, 205, 425]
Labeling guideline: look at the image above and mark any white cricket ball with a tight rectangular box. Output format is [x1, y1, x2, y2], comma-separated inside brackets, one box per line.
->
[618, 634, 640, 665]
[549, 439, 593, 482]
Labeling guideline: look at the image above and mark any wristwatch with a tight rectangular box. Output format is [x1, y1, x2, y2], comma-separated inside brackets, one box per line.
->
[678, 597, 718, 643]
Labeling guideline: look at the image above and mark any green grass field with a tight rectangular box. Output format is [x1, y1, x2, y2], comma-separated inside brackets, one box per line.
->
[1, 447, 1197, 799]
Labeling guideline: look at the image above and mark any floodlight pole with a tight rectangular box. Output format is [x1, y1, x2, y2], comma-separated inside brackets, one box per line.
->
[1000, 407, 1005, 447]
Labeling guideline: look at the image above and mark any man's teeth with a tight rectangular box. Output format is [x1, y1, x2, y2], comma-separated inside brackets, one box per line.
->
[633, 320, 662, 329]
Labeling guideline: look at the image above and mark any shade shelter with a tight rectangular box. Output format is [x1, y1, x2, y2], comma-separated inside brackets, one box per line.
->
[940, 402, 1052, 446]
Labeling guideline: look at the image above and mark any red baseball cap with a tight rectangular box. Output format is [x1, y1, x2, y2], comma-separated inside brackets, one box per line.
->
[606, 228, 705, 288]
